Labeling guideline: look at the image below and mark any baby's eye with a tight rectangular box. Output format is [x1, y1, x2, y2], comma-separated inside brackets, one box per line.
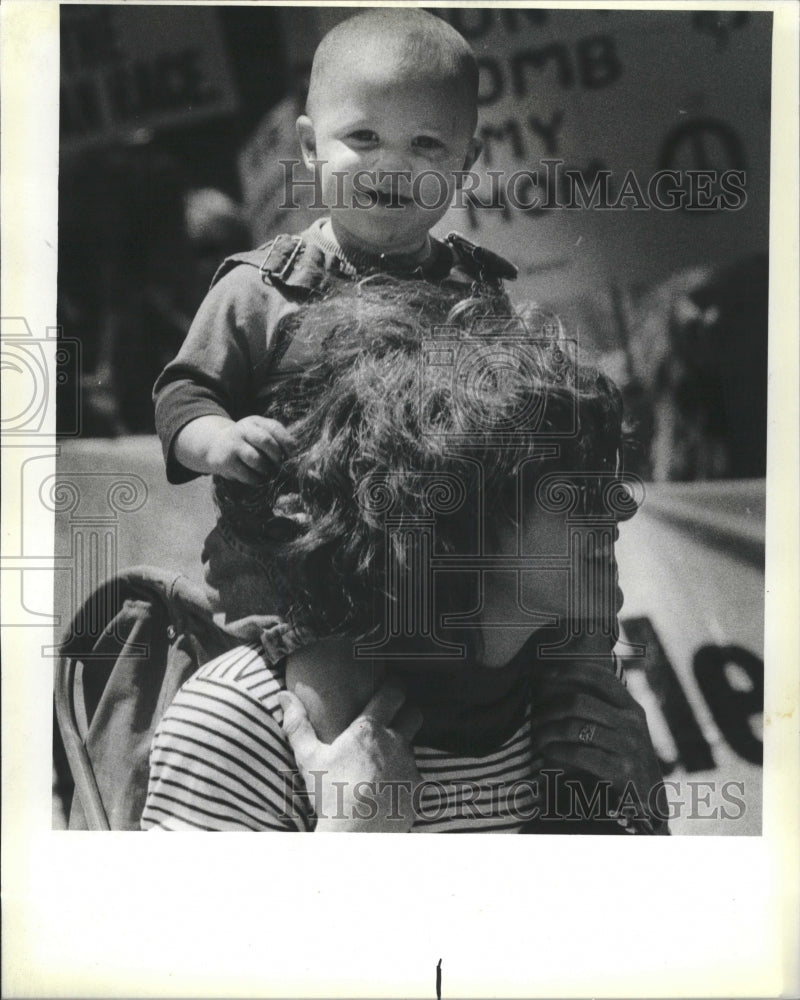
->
[347, 130, 379, 146]
[413, 136, 445, 152]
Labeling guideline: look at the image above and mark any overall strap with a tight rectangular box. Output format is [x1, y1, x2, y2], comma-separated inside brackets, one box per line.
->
[211, 234, 348, 299]
[211, 231, 518, 296]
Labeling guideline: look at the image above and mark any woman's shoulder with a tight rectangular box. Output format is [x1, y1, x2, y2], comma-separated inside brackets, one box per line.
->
[190, 642, 286, 708]
[144, 645, 305, 831]
[157, 643, 289, 755]
[156, 642, 290, 755]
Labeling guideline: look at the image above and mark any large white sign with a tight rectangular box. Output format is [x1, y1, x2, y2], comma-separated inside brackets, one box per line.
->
[616, 479, 765, 835]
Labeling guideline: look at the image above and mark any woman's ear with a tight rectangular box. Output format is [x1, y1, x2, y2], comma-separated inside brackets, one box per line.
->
[296, 116, 317, 169]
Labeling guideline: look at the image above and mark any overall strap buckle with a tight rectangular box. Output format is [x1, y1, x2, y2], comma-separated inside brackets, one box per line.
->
[259, 234, 306, 284]
[445, 231, 519, 284]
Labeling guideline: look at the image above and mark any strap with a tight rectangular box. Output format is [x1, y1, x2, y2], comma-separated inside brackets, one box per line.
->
[211, 235, 346, 299]
[210, 230, 518, 297]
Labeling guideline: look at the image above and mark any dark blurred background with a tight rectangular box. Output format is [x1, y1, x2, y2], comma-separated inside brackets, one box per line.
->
[57, 5, 771, 482]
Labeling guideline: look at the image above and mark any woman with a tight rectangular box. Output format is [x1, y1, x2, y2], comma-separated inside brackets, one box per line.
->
[143, 281, 667, 833]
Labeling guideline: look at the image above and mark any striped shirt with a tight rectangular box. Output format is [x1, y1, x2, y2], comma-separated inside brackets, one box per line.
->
[142, 644, 538, 833]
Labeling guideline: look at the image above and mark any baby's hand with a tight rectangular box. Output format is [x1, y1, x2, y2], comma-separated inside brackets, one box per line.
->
[206, 415, 295, 484]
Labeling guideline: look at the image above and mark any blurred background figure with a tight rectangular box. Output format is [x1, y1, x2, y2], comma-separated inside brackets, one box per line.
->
[619, 254, 768, 481]
[58, 142, 250, 436]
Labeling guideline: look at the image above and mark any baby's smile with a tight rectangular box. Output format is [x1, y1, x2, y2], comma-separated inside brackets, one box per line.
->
[368, 188, 413, 208]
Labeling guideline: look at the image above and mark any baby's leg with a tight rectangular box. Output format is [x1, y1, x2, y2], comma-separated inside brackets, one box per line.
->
[285, 639, 386, 744]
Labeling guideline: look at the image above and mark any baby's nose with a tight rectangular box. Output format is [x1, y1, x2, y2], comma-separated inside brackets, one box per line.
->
[374, 149, 413, 183]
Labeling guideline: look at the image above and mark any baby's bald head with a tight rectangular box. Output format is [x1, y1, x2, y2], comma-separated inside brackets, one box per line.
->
[307, 9, 479, 131]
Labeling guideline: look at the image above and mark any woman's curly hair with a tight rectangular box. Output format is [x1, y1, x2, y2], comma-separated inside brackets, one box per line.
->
[214, 278, 625, 651]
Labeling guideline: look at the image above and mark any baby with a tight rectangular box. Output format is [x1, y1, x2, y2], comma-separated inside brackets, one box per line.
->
[154, 10, 512, 483]
[153, 10, 524, 741]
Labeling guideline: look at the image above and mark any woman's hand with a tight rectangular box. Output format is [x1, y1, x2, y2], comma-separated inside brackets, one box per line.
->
[285, 640, 386, 744]
[529, 659, 669, 832]
[277, 683, 423, 832]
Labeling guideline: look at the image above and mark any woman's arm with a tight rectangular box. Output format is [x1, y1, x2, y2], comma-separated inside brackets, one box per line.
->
[143, 660, 312, 832]
[528, 657, 669, 834]
[143, 653, 420, 832]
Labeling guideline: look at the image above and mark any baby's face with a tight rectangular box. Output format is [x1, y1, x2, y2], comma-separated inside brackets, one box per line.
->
[298, 62, 479, 255]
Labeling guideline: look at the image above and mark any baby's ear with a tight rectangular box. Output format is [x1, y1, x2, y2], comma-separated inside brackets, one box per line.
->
[458, 136, 483, 183]
[296, 116, 317, 167]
